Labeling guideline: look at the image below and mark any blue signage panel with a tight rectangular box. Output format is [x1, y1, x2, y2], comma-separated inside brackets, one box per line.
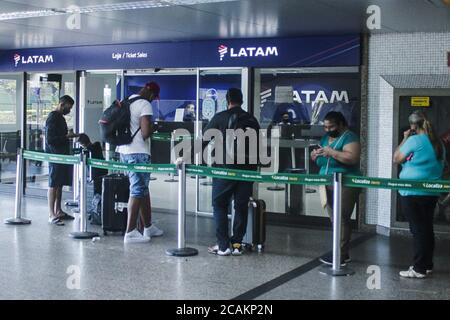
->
[0, 35, 359, 72]
[192, 35, 360, 68]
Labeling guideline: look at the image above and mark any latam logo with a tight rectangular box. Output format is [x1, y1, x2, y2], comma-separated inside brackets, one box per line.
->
[13, 53, 54, 67]
[218, 45, 228, 61]
[260, 89, 349, 105]
[218, 44, 278, 60]
[14, 54, 20, 67]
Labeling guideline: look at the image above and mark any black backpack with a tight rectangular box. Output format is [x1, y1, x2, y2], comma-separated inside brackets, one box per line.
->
[99, 96, 146, 146]
[225, 111, 260, 168]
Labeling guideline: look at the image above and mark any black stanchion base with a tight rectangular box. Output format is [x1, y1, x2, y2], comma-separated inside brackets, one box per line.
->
[164, 178, 178, 182]
[65, 200, 79, 207]
[166, 247, 199, 257]
[267, 185, 285, 191]
[305, 188, 316, 194]
[69, 231, 99, 239]
[149, 177, 157, 181]
[4, 217, 31, 225]
[318, 265, 355, 276]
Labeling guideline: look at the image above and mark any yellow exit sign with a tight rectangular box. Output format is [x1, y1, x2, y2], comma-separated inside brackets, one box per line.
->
[411, 97, 430, 107]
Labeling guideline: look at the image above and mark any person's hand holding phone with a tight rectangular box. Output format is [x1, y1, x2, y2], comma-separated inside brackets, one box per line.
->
[403, 129, 415, 140]
[311, 144, 323, 161]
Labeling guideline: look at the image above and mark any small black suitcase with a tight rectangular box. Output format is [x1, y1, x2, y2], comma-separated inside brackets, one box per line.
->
[101, 174, 129, 236]
[243, 198, 266, 252]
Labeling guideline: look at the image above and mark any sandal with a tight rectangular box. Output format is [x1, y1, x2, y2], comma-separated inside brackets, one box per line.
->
[57, 211, 75, 220]
[48, 217, 65, 226]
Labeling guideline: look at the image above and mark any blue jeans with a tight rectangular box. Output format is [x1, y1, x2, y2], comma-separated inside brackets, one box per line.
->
[212, 178, 253, 251]
[120, 153, 151, 198]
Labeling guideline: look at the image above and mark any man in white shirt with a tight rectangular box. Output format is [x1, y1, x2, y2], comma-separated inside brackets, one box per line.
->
[117, 82, 164, 243]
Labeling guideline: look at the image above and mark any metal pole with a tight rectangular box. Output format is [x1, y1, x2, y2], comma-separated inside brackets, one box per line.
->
[319, 172, 354, 276]
[165, 131, 178, 182]
[305, 142, 315, 194]
[70, 150, 98, 239]
[5, 148, 31, 225]
[178, 161, 186, 248]
[267, 134, 284, 191]
[65, 140, 79, 207]
[166, 159, 198, 257]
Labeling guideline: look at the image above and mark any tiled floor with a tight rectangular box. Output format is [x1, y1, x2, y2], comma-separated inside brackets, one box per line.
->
[0, 195, 448, 300]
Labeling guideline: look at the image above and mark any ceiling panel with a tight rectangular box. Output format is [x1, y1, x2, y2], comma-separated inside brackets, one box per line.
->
[0, 0, 449, 50]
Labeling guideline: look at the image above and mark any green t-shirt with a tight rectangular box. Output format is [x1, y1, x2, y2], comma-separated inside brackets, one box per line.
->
[398, 134, 444, 196]
[316, 130, 361, 175]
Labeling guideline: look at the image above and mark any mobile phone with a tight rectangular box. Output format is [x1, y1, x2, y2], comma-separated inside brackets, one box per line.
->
[311, 144, 322, 149]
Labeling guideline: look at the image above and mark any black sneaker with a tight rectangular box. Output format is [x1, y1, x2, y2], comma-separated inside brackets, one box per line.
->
[231, 243, 244, 256]
[319, 254, 351, 266]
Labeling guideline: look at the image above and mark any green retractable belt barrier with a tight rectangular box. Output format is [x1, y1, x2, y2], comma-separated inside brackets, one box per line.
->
[186, 165, 332, 185]
[23, 150, 80, 164]
[87, 158, 177, 174]
[151, 133, 193, 142]
[343, 175, 450, 194]
[23, 149, 448, 192]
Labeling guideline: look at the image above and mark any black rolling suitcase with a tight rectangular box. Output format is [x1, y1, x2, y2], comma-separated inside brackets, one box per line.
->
[243, 198, 266, 252]
[101, 174, 129, 235]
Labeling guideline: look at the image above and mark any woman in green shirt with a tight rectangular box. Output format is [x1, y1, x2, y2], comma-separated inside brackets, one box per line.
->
[311, 111, 361, 266]
[394, 111, 444, 279]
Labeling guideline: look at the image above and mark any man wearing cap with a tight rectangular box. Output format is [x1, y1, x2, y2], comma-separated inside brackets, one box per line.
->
[117, 82, 164, 243]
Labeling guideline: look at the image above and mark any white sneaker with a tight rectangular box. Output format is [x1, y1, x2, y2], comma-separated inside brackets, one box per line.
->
[144, 224, 164, 238]
[399, 266, 427, 279]
[124, 229, 151, 244]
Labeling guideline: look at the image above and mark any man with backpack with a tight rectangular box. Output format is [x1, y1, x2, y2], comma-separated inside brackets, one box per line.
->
[115, 82, 164, 243]
[204, 88, 260, 256]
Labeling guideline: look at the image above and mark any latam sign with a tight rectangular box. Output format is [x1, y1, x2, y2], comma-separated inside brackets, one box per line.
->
[218, 45, 278, 61]
[14, 53, 54, 67]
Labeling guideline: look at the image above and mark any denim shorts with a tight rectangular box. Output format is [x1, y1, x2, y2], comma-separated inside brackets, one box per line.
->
[120, 153, 151, 198]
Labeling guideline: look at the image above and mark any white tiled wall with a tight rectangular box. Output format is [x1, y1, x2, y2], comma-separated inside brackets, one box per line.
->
[367, 32, 450, 228]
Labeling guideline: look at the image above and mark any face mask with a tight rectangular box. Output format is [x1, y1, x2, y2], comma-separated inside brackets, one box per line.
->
[328, 130, 340, 138]
[282, 118, 289, 124]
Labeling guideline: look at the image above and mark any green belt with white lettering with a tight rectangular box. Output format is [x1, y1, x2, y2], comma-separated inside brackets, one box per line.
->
[87, 159, 177, 174]
[186, 165, 332, 185]
[151, 133, 193, 142]
[22, 149, 448, 192]
[23, 150, 80, 165]
[343, 175, 450, 193]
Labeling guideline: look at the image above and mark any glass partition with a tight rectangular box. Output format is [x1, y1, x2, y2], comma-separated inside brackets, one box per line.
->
[25, 72, 76, 191]
[196, 68, 245, 215]
[0, 73, 22, 188]
[254, 68, 361, 220]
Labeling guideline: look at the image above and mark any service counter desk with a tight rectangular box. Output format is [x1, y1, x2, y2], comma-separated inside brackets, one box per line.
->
[150, 121, 196, 165]
[271, 137, 321, 216]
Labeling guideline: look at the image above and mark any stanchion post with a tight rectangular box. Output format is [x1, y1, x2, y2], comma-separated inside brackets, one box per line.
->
[319, 172, 354, 276]
[5, 148, 31, 225]
[69, 149, 99, 239]
[267, 135, 284, 191]
[65, 141, 80, 207]
[200, 143, 213, 186]
[166, 158, 198, 257]
[165, 131, 178, 182]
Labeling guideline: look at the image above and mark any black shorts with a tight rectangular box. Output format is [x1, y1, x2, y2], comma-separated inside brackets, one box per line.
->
[48, 162, 73, 188]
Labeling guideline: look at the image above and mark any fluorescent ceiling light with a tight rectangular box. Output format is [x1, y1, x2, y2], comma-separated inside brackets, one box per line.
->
[0, 0, 238, 21]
